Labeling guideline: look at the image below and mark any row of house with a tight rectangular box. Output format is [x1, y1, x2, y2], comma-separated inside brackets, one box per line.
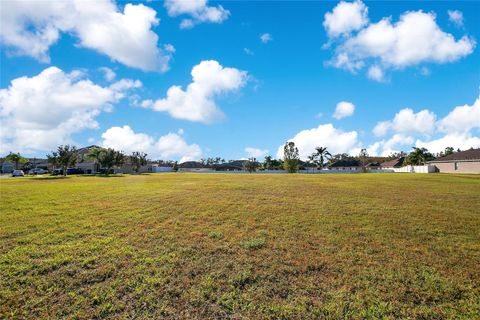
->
[326, 148, 480, 174]
[176, 149, 480, 174]
[2, 147, 479, 174]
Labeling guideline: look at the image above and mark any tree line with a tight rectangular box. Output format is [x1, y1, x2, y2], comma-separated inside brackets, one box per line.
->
[1, 143, 465, 175]
[46, 146, 147, 176]
[243, 143, 459, 173]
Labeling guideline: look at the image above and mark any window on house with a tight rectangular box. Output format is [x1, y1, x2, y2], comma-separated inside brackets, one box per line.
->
[454, 162, 458, 170]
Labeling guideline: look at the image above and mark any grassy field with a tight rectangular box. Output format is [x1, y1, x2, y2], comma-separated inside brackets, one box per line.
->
[1, 173, 479, 319]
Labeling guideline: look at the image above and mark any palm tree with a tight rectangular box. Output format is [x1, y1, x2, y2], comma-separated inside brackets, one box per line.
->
[313, 147, 332, 170]
[130, 152, 148, 173]
[405, 147, 435, 165]
[87, 147, 103, 174]
[307, 153, 316, 173]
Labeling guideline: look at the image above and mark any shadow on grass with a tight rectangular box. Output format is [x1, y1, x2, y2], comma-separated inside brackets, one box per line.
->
[29, 176, 70, 180]
[94, 174, 126, 178]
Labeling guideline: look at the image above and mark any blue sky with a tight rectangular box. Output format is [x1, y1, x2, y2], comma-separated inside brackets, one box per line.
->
[1, 0, 479, 161]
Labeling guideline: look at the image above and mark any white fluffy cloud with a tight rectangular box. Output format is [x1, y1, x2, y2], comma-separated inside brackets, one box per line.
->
[416, 133, 480, 154]
[323, 0, 368, 37]
[373, 108, 436, 137]
[333, 101, 355, 119]
[367, 65, 385, 82]
[142, 60, 248, 123]
[101, 125, 202, 162]
[245, 147, 269, 159]
[437, 97, 480, 134]
[0, 67, 141, 153]
[367, 134, 414, 156]
[276, 124, 358, 160]
[369, 95, 480, 155]
[100, 67, 116, 82]
[324, 1, 475, 80]
[164, 0, 229, 29]
[448, 10, 464, 28]
[372, 121, 391, 137]
[0, 0, 172, 71]
[260, 33, 273, 43]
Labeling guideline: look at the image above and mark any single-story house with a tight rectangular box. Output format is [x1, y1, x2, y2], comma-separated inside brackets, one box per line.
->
[1, 161, 15, 173]
[213, 160, 249, 171]
[328, 159, 361, 171]
[427, 148, 480, 174]
[380, 157, 405, 169]
[366, 162, 382, 171]
[178, 161, 212, 172]
[76, 145, 102, 173]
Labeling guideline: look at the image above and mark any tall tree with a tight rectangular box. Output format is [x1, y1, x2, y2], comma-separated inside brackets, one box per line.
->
[263, 155, 273, 170]
[46, 152, 59, 172]
[313, 146, 332, 169]
[387, 151, 407, 160]
[405, 147, 435, 165]
[130, 152, 148, 173]
[55, 145, 78, 176]
[307, 153, 316, 173]
[244, 157, 258, 173]
[5, 152, 28, 170]
[444, 147, 454, 156]
[329, 153, 351, 164]
[86, 147, 103, 173]
[358, 148, 369, 173]
[283, 142, 299, 173]
[98, 148, 125, 175]
[172, 161, 179, 172]
[115, 150, 126, 168]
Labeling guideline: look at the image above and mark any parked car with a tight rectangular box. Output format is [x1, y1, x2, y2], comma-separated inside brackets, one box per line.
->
[66, 168, 84, 175]
[12, 170, 25, 177]
[52, 169, 64, 175]
[30, 168, 48, 175]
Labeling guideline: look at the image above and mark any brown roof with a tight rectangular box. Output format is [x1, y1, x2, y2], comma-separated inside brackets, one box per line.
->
[428, 148, 480, 163]
[366, 162, 381, 167]
[381, 157, 405, 168]
[328, 159, 361, 168]
[178, 161, 207, 168]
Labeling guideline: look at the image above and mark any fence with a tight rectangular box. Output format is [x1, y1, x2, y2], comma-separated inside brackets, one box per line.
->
[393, 165, 436, 173]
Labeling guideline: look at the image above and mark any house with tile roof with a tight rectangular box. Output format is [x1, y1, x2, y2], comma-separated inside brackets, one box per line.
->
[427, 148, 480, 174]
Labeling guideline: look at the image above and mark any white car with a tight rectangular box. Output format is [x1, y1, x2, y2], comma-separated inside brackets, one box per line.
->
[30, 168, 47, 175]
[12, 170, 25, 177]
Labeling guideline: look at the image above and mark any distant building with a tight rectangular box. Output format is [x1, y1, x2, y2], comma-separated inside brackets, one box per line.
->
[178, 161, 212, 172]
[76, 145, 102, 173]
[328, 159, 361, 171]
[428, 148, 480, 174]
[178, 160, 251, 172]
[1, 161, 15, 173]
[213, 160, 247, 171]
[380, 157, 405, 169]
[366, 162, 382, 171]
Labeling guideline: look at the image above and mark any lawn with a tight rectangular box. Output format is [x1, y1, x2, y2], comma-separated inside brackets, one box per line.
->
[1, 173, 479, 319]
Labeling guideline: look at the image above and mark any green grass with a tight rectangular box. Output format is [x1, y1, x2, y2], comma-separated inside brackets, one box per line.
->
[1, 173, 479, 319]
